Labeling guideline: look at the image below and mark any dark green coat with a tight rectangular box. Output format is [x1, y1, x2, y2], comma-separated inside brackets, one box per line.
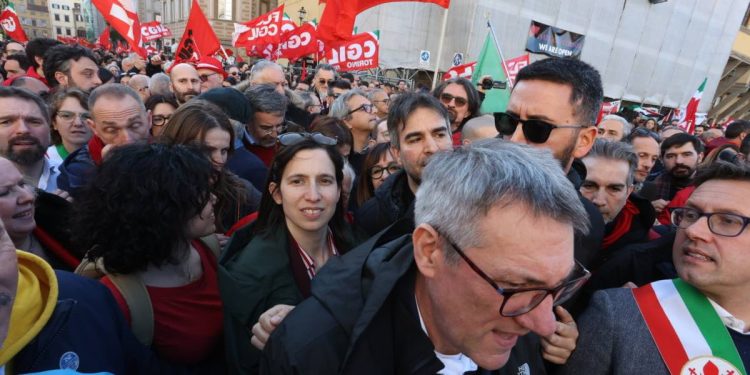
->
[218, 221, 361, 375]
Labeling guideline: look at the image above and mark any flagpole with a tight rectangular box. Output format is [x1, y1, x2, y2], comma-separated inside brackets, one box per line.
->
[219, 45, 230, 61]
[431, 5, 450, 90]
[486, 19, 512, 88]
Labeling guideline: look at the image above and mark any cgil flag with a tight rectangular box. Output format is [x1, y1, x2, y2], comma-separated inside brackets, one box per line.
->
[318, 0, 450, 44]
[233, 5, 285, 50]
[679, 78, 707, 135]
[0, 5, 28, 43]
[471, 31, 510, 114]
[174, 0, 221, 62]
[91, 0, 146, 57]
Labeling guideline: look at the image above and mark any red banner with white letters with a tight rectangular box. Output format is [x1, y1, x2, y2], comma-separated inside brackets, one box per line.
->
[232, 5, 284, 50]
[326, 32, 379, 72]
[278, 22, 318, 61]
[503, 54, 529, 86]
[140, 21, 171, 42]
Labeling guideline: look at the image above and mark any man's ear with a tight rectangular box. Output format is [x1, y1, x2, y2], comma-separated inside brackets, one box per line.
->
[573, 126, 598, 159]
[54, 71, 68, 87]
[697, 152, 704, 164]
[391, 144, 401, 164]
[412, 224, 443, 279]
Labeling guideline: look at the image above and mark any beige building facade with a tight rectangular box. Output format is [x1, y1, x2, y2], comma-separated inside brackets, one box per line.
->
[13, 0, 50, 39]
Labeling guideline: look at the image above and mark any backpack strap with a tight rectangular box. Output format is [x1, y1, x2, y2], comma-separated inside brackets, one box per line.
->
[107, 273, 154, 347]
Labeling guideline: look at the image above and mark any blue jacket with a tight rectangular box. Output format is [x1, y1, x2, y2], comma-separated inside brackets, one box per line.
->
[56, 145, 96, 198]
[12, 271, 188, 374]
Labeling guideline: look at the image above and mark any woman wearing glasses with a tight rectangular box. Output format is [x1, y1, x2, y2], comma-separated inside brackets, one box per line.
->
[220, 133, 362, 374]
[145, 94, 178, 138]
[355, 142, 401, 208]
[47, 89, 93, 166]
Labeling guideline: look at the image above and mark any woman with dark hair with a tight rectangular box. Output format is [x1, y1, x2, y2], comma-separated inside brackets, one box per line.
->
[47, 89, 92, 165]
[310, 115, 353, 157]
[72, 143, 223, 365]
[219, 134, 362, 374]
[161, 99, 261, 233]
[643, 118, 658, 132]
[355, 142, 401, 207]
[145, 93, 178, 137]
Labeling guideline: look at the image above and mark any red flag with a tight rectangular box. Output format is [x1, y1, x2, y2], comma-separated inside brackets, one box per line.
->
[503, 54, 529, 87]
[97, 27, 112, 50]
[115, 40, 126, 54]
[279, 22, 318, 61]
[232, 5, 284, 50]
[174, 0, 221, 63]
[326, 32, 379, 72]
[0, 6, 28, 43]
[91, 0, 146, 57]
[319, 0, 449, 43]
[443, 61, 476, 80]
[140, 21, 172, 42]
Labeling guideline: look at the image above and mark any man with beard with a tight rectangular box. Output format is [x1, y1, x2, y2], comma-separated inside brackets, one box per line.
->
[169, 62, 201, 105]
[432, 77, 480, 146]
[0, 87, 58, 192]
[57, 84, 151, 197]
[42, 45, 102, 93]
[644, 133, 704, 215]
[243, 84, 287, 166]
[311, 64, 336, 115]
[628, 128, 661, 190]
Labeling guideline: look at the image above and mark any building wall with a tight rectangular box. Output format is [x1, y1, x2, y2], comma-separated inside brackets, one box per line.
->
[49, 0, 76, 38]
[14, 0, 51, 39]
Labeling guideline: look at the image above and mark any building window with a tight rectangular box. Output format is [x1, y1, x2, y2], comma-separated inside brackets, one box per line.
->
[66, 28, 71, 35]
[218, 0, 232, 20]
[64, 15, 69, 22]
[56, 26, 62, 34]
[62, 5, 69, 10]
[77, 29, 86, 37]
[51, 3, 59, 9]
[259, 0, 270, 15]
[54, 13, 60, 21]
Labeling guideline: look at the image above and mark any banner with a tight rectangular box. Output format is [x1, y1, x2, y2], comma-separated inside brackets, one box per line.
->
[0, 6, 28, 43]
[596, 100, 621, 124]
[174, 0, 221, 62]
[525, 21, 584, 59]
[279, 22, 318, 61]
[503, 54, 529, 87]
[443, 61, 476, 80]
[92, 0, 146, 57]
[232, 5, 284, 50]
[326, 31, 379, 72]
[140, 21, 172, 42]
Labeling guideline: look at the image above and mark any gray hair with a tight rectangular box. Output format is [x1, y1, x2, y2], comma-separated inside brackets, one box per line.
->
[244, 84, 287, 115]
[298, 91, 316, 109]
[330, 89, 366, 121]
[127, 74, 149, 91]
[313, 63, 337, 79]
[367, 88, 386, 102]
[600, 114, 632, 140]
[149, 73, 171, 96]
[88, 83, 145, 116]
[584, 139, 638, 186]
[342, 160, 356, 192]
[415, 139, 589, 263]
[249, 59, 283, 84]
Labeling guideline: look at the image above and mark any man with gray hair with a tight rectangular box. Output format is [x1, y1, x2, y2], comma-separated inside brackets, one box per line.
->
[580, 139, 655, 257]
[261, 139, 591, 374]
[249, 59, 313, 128]
[243, 84, 288, 166]
[58, 83, 151, 196]
[126, 74, 151, 103]
[148, 72, 172, 97]
[597, 114, 632, 142]
[311, 63, 337, 114]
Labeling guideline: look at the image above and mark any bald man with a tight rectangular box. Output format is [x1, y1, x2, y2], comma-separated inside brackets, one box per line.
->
[461, 114, 499, 144]
[169, 63, 201, 105]
[127, 74, 151, 103]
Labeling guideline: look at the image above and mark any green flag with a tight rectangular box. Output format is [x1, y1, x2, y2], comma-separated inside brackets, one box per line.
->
[472, 32, 510, 114]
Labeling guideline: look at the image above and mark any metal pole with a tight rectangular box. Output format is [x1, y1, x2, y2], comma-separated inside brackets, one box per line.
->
[486, 19, 513, 88]
[431, 6, 449, 90]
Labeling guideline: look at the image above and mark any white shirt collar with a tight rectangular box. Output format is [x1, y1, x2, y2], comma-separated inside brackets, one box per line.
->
[709, 299, 750, 335]
[415, 295, 478, 375]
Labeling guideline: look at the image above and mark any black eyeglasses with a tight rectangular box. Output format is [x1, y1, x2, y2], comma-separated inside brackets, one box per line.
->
[672, 207, 750, 237]
[370, 162, 401, 179]
[629, 127, 661, 143]
[318, 79, 334, 85]
[347, 104, 374, 115]
[278, 132, 338, 146]
[436, 228, 591, 317]
[494, 112, 584, 144]
[439, 93, 468, 107]
[199, 72, 218, 82]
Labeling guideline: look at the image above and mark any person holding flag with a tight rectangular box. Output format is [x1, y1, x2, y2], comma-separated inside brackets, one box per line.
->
[561, 161, 750, 374]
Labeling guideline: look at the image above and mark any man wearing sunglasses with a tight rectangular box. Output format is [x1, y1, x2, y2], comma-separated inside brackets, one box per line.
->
[504, 57, 605, 271]
[262, 140, 590, 374]
[312, 64, 337, 114]
[195, 56, 226, 92]
[330, 90, 377, 168]
[433, 77, 481, 146]
[562, 161, 750, 375]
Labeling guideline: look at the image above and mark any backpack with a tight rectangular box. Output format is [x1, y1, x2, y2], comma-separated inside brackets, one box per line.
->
[74, 234, 222, 346]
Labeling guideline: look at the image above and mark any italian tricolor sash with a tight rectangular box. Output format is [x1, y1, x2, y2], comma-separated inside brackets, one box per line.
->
[633, 279, 747, 375]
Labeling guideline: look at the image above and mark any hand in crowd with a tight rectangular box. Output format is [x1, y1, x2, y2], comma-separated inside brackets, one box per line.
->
[52, 189, 72, 203]
[540, 306, 578, 365]
[250, 304, 295, 350]
[651, 199, 669, 214]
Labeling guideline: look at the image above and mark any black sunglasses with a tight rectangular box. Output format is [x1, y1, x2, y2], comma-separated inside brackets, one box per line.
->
[318, 79, 334, 85]
[278, 132, 338, 146]
[439, 93, 468, 107]
[494, 112, 583, 144]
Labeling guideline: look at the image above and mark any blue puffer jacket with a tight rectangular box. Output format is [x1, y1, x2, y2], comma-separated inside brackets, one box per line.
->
[56, 146, 95, 198]
[12, 271, 189, 374]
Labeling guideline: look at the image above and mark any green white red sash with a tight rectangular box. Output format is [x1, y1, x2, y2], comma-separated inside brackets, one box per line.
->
[633, 279, 747, 375]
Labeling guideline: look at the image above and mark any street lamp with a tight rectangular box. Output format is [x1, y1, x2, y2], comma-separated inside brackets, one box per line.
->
[298, 7, 307, 25]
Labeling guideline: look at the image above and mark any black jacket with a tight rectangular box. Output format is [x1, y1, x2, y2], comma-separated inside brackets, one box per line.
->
[596, 192, 656, 265]
[261, 220, 547, 375]
[354, 170, 415, 236]
[566, 160, 605, 270]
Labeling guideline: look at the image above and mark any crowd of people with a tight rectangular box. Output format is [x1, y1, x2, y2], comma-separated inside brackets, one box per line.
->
[0, 36, 748, 375]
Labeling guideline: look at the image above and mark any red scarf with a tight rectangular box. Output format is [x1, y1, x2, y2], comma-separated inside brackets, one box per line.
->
[601, 200, 640, 249]
[88, 136, 106, 165]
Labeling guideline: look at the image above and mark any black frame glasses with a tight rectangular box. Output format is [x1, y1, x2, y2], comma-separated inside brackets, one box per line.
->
[318, 79, 334, 86]
[199, 72, 218, 82]
[437, 229, 591, 317]
[494, 112, 584, 144]
[439, 93, 468, 107]
[671, 207, 750, 237]
[347, 104, 374, 115]
[369, 162, 401, 179]
[278, 132, 338, 147]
